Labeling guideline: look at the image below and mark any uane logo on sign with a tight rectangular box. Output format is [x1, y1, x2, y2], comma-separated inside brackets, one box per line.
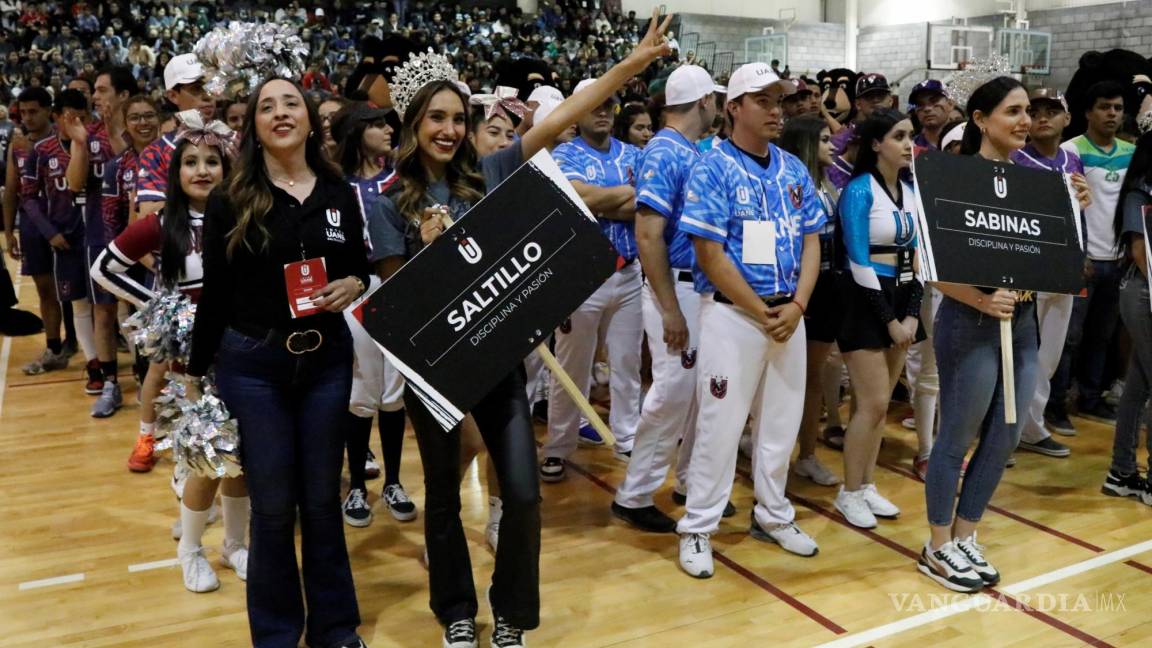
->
[458, 236, 483, 264]
[994, 175, 1008, 199]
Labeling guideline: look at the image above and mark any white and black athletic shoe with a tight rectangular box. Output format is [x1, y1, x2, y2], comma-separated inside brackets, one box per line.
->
[539, 457, 565, 482]
[953, 533, 1000, 585]
[1102, 470, 1148, 500]
[443, 618, 477, 648]
[488, 587, 526, 648]
[342, 488, 373, 527]
[383, 483, 417, 521]
[917, 541, 985, 593]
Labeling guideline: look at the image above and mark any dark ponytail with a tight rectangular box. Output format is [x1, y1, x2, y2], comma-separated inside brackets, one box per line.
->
[959, 76, 1024, 156]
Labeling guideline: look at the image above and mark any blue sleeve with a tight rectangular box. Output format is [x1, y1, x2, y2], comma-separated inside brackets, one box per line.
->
[552, 142, 587, 183]
[1122, 189, 1150, 238]
[678, 158, 728, 243]
[839, 176, 881, 290]
[635, 142, 677, 218]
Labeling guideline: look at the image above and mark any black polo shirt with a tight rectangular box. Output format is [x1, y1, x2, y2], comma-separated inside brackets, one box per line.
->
[188, 174, 371, 376]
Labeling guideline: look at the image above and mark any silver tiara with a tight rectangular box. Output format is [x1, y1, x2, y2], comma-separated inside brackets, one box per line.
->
[391, 49, 459, 117]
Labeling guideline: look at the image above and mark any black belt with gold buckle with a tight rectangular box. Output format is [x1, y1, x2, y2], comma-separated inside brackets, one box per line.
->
[286, 329, 323, 354]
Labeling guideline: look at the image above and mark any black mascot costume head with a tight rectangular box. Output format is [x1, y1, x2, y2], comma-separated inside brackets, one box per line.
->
[816, 68, 861, 123]
[494, 58, 557, 101]
[1064, 49, 1152, 139]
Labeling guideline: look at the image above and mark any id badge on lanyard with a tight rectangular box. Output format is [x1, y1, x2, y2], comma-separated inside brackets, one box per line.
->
[895, 248, 914, 285]
[741, 179, 777, 266]
[284, 257, 328, 318]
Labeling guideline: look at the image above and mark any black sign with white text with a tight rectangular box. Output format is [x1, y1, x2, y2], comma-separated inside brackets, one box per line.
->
[360, 150, 620, 430]
[912, 150, 1086, 294]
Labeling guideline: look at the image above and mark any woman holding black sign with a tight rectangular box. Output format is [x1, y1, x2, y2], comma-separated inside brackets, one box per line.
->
[375, 12, 673, 648]
[833, 108, 923, 529]
[919, 77, 1039, 594]
[1106, 132, 1152, 506]
[187, 77, 372, 647]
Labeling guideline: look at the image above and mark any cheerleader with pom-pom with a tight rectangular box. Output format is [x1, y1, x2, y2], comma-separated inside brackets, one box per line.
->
[91, 115, 248, 594]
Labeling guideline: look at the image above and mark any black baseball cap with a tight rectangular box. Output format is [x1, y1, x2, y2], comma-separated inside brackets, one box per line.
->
[331, 102, 392, 142]
[856, 73, 891, 99]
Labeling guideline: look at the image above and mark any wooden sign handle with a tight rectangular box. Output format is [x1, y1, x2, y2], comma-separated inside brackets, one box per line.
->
[534, 344, 616, 446]
[1000, 318, 1016, 424]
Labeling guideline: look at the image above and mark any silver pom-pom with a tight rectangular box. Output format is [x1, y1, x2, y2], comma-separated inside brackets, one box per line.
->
[154, 374, 243, 479]
[195, 21, 310, 98]
[944, 55, 1014, 110]
[123, 291, 196, 365]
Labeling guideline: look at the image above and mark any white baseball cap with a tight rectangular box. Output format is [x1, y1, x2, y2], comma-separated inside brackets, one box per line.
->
[315, 8, 325, 16]
[164, 53, 204, 91]
[941, 122, 966, 150]
[665, 65, 726, 106]
[527, 85, 564, 105]
[573, 78, 597, 95]
[726, 62, 795, 102]
[534, 96, 563, 124]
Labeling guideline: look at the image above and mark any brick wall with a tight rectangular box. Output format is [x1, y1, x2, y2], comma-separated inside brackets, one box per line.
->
[1025, 1, 1152, 91]
[676, 13, 846, 78]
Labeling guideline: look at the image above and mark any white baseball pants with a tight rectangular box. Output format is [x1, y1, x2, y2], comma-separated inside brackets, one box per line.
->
[677, 297, 806, 536]
[545, 262, 643, 457]
[1021, 292, 1073, 444]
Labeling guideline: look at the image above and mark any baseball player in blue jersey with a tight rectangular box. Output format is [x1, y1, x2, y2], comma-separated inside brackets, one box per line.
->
[542, 78, 645, 480]
[611, 65, 725, 532]
[676, 62, 824, 578]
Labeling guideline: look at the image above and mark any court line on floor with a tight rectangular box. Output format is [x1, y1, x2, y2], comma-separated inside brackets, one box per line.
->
[878, 460, 1152, 573]
[562, 458, 848, 635]
[741, 465, 1119, 641]
[127, 558, 180, 573]
[17, 573, 85, 591]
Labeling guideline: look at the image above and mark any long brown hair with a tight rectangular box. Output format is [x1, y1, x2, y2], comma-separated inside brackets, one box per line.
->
[392, 80, 485, 221]
[225, 76, 341, 258]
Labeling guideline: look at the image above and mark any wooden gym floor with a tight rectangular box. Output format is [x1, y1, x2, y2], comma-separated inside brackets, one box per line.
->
[1, 273, 1151, 647]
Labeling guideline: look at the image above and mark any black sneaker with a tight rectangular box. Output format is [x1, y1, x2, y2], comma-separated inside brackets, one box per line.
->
[1017, 436, 1070, 458]
[611, 502, 676, 533]
[1102, 470, 1147, 500]
[342, 488, 373, 527]
[443, 618, 477, 648]
[671, 490, 735, 516]
[383, 483, 417, 521]
[1077, 400, 1117, 423]
[539, 457, 565, 482]
[917, 541, 985, 593]
[1043, 410, 1076, 436]
[488, 590, 525, 648]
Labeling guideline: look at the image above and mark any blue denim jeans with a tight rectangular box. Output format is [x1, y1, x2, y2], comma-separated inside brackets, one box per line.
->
[215, 325, 361, 648]
[1114, 268, 1152, 475]
[926, 296, 1039, 527]
[1048, 259, 1122, 412]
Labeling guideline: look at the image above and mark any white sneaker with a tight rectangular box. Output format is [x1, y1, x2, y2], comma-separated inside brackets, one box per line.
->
[179, 546, 220, 593]
[221, 542, 248, 581]
[835, 487, 877, 529]
[751, 519, 819, 556]
[794, 455, 840, 486]
[861, 483, 900, 518]
[953, 532, 1000, 585]
[917, 540, 984, 592]
[486, 497, 502, 552]
[678, 533, 714, 578]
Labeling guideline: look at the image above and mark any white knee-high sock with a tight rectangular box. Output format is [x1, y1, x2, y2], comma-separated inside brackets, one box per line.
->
[220, 495, 250, 548]
[70, 299, 97, 361]
[177, 502, 210, 554]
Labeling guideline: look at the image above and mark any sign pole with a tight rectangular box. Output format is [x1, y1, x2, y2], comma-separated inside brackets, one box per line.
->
[1000, 319, 1016, 424]
[534, 344, 616, 446]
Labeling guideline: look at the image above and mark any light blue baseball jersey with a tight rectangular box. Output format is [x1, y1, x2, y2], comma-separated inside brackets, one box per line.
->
[553, 135, 641, 261]
[635, 127, 699, 270]
[679, 139, 826, 295]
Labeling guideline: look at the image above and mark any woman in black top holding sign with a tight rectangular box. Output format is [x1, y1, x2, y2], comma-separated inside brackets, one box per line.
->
[918, 77, 1038, 595]
[187, 77, 371, 648]
[375, 12, 672, 647]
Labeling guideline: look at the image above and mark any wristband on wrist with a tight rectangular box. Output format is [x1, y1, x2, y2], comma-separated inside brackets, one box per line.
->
[792, 298, 806, 315]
